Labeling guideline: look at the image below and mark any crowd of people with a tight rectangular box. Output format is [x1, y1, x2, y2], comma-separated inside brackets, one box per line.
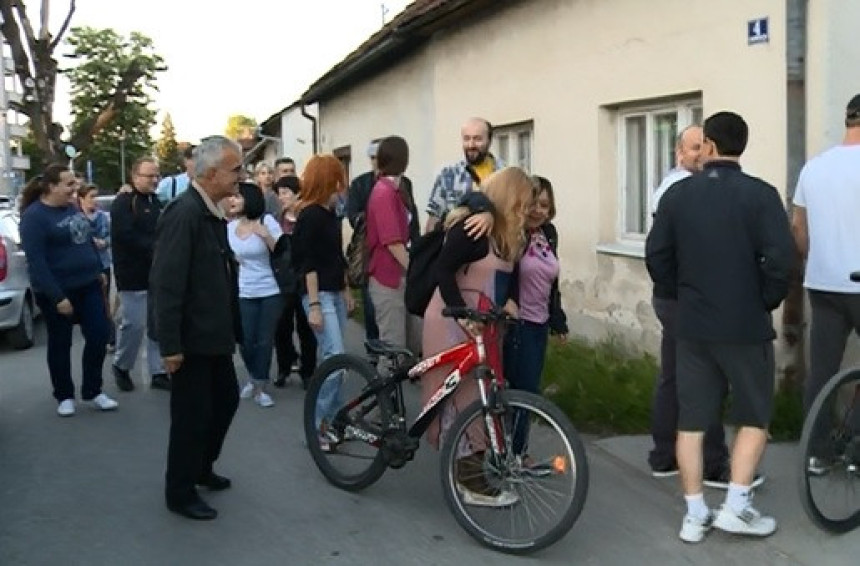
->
[13, 95, 860, 537]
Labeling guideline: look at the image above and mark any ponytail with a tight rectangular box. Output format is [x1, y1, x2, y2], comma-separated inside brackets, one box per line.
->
[19, 163, 68, 213]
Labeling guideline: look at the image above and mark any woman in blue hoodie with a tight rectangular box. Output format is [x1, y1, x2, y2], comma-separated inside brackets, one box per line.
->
[19, 164, 118, 417]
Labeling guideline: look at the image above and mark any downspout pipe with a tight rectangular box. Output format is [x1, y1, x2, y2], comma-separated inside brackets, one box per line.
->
[301, 100, 318, 154]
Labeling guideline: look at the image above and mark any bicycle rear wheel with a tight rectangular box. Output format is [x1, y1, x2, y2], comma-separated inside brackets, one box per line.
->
[798, 367, 860, 533]
[439, 390, 589, 554]
[303, 354, 389, 492]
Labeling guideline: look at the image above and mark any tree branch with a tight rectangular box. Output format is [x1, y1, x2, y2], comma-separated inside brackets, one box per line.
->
[12, 0, 39, 57]
[0, 1, 35, 82]
[49, 0, 77, 52]
[68, 58, 146, 153]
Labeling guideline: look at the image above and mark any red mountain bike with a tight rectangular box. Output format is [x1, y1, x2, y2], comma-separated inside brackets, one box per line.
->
[303, 306, 589, 554]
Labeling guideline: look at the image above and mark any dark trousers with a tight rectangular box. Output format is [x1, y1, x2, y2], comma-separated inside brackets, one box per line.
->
[35, 280, 110, 402]
[649, 296, 729, 473]
[361, 285, 379, 341]
[504, 319, 550, 453]
[805, 290, 860, 414]
[275, 292, 317, 379]
[165, 353, 239, 505]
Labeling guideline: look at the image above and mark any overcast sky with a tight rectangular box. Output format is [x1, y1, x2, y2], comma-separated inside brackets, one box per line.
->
[48, 0, 411, 142]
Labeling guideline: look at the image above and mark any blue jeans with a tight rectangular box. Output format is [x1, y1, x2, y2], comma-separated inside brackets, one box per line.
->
[239, 294, 284, 384]
[503, 319, 550, 453]
[35, 280, 110, 402]
[303, 292, 348, 428]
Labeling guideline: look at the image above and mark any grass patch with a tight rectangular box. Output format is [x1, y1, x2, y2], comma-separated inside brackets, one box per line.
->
[541, 337, 657, 435]
[541, 337, 804, 440]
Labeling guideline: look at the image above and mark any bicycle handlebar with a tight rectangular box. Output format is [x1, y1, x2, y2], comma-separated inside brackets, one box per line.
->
[441, 306, 510, 324]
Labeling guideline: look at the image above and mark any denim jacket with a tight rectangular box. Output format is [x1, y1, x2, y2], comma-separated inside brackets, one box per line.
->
[86, 209, 111, 270]
[426, 154, 504, 220]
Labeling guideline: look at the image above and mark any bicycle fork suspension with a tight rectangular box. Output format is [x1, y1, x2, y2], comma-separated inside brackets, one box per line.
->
[476, 366, 507, 457]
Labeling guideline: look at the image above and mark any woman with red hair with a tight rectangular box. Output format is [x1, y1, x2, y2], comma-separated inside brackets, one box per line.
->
[292, 154, 355, 443]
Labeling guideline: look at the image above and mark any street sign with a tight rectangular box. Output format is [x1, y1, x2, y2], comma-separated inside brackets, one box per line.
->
[748, 17, 769, 45]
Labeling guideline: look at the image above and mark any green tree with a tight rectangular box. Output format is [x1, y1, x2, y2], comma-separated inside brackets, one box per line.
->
[225, 114, 257, 140]
[0, 1, 165, 166]
[155, 113, 182, 176]
[65, 26, 165, 190]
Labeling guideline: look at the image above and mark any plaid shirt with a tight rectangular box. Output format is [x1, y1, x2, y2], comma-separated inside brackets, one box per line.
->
[426, 154, 503, 219]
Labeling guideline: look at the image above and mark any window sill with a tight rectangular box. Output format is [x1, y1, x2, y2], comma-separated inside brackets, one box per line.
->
[595, 242, 645, 259]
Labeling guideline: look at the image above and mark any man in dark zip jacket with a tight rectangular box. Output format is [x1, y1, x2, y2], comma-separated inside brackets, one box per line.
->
[110, 156, 169, 392]
[646, 112, 793, 542]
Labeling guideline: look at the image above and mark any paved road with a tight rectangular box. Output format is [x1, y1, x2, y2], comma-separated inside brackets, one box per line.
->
[0, 321, 857, 565]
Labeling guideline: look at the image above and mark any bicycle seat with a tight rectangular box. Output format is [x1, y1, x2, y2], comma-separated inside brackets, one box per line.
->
[851, 272, 860, 282]
[364, 339, 413, 359]
[441, 306, 506, 324]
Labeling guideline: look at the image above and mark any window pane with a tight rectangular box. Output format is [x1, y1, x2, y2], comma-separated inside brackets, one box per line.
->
[517, 131, 531, 172]
[625, 116, 647, 234]
[497, 134, 510, 165]
[691, 106, 703, 126]
[654, 112, 678, 181]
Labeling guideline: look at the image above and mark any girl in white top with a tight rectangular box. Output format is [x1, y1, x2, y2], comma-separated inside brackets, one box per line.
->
[227, 182, 284, 408]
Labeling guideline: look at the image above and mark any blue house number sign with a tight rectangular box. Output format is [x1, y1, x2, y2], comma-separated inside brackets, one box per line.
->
[748, 17, 769, 45]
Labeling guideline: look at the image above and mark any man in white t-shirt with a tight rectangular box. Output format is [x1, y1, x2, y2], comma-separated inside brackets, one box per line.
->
[791, 94, 860, 473]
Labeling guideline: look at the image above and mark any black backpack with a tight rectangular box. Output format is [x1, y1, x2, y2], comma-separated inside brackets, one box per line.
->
[270, 233, 299, 294]
[345, 212, 369, 289]
[404, 226, 446, 317]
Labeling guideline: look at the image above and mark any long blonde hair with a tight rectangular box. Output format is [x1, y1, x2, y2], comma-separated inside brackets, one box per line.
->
[445, 166, 534, 262]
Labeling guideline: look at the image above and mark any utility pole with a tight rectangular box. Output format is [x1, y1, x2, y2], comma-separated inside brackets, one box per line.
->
[381, 3, 389, 25]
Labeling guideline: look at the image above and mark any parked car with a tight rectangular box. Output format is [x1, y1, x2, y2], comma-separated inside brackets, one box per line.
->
[0, 208, 37, 349]
[95, 194, 116, 218]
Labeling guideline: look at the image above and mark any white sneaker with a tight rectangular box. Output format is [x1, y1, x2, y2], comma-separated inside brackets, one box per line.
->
[679, 511, 714, 543]
[57, 399, 75, 417]
[254, 391, 274, 408]
[456, 483, 519, 507]
[89, 393, 118, 411]
[713, 504, 777, 537]
[239, 383, 254, 399]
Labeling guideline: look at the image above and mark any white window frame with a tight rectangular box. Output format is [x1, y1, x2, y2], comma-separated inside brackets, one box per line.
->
[617, 99, 702, 244]
[491, 121, 533, 172]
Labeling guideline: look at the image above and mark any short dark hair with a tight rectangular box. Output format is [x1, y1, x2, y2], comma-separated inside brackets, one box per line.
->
[703, 111, 748, 157]
[532, 175, 557, 220]
[274, 157, 295, 168]
[376, 136, 409, 176]
[237, 182, 265, 220]
[182, 145, 196, 160]
[846, 93, 860, 127]
[274, 175, 300, 194]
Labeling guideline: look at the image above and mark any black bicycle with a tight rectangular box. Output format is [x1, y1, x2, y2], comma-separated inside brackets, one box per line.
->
[797, 272, 860, 533]
[303, 306, 589, 554]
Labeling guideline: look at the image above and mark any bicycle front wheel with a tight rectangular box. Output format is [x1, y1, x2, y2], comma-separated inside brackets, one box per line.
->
[303, 354, 389, 492]
[798, 367, 860, 533]
[439, 390, 589, 554]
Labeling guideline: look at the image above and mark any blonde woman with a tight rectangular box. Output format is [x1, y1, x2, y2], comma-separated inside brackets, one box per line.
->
[253, 162, 281, 217]
[420, 166, 534, 507]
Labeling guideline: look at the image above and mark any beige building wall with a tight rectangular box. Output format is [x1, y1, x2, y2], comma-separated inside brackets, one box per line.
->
[280, 104, 317, 173]
[318, 50, 436, 198]
[316, 0, 789, 351]
[427, 0, 787, 349]
[806, 0, 860, 155]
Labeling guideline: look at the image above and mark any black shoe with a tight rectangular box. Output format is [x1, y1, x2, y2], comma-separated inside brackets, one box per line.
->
[167, 498, 217, 520]
[112, 365, 135, 392]
[196, 472, 231, 491]
[273, 373, 288, 388]
[151, 373, 171, 391]
[703, 466, 765, 490]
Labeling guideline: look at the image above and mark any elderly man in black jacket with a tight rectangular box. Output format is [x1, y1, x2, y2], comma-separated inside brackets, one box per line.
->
[646, 112, 794, 543]
[151, 136, 243, 521]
